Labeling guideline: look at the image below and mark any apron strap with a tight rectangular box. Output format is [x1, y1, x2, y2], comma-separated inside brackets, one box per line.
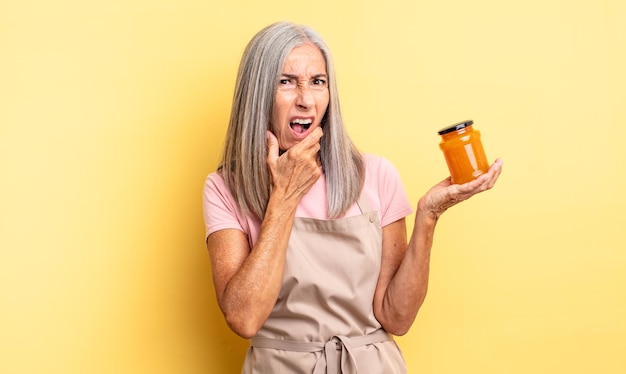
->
[250, 329, 392, 374]
[356, 193, 379, 226]
[356, 193, 372, 215]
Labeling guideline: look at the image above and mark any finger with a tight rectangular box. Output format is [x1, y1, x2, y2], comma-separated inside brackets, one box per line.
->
[488, 158, 503, 175]
[295, 127, 324, 153]
[453, 174, 489, 198]
[283, 128, 323, 165]
[469, 158, 502, 190]
[266, 131, 279, 164]
[485, 158, 503, 189]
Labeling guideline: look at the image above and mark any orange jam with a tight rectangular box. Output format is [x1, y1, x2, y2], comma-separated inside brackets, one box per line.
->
[438, 120, 489, 184]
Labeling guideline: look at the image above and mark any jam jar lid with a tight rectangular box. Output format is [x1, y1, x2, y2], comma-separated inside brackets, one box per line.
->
[438, 120, 474, 135]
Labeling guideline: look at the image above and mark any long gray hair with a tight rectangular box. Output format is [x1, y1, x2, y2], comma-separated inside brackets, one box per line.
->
[220, 21, 364, 220]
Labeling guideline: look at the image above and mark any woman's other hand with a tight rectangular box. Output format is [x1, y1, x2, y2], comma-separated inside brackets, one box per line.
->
[418, 158, 503, 219]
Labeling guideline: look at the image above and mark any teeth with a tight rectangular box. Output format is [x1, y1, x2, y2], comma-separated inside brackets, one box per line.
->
[291, 118, 312, 125]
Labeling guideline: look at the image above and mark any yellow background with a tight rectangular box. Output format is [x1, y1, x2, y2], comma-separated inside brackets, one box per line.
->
[2, 0, 625, 373]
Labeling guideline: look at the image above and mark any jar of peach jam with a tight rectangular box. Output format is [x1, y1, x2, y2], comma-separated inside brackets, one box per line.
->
[438, 120, 489, 184]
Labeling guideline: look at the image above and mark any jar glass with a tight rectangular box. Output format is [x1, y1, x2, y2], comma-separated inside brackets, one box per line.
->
[438, 120, 489, 184]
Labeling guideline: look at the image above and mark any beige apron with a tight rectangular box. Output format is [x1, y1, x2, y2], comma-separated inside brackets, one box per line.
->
[242, 196, 407, 373]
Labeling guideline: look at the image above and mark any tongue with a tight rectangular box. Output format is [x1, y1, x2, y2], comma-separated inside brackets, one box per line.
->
[291, 123, 306, 134]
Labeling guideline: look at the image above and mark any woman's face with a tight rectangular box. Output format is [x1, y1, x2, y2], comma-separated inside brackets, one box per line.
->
[271, 42, 330, 151]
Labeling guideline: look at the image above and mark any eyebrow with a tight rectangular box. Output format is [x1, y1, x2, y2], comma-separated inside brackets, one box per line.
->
[280, 73, 328, 79]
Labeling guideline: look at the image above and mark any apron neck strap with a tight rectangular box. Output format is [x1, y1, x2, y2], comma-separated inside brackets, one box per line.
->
[355, 193, 372, 214]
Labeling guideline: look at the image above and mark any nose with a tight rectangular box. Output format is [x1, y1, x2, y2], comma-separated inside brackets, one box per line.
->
[296, 84, 314, 110]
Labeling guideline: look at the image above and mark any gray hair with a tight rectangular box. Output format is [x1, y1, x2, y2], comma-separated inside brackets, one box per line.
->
[220, 21, 364, 219]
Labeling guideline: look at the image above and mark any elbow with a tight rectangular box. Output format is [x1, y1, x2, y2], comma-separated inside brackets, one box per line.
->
[224, 311, 264, 339]
[380, 320, 412, 337]
[218, 293, 273, 339]
[390, 324, 411, 337]
[375, 306, 420, 337]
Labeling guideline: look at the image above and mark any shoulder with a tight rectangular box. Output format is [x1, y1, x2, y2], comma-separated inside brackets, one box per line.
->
[203, 171, 251, 238]
[363, 153, 402, 181]
[205, 171, 223, 190]
[363, 153, 397, 168]
[361, 153, 413, 227]
[363, 153, 386, 166]
[204, 172, 236, 209]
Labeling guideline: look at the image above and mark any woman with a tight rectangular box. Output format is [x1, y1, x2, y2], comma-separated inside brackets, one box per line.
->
[203, 21, 502, 373]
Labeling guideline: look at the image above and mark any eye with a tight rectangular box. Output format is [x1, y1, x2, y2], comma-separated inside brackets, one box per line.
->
[312, 78, 328, 90]
[278, 76, 296, 89]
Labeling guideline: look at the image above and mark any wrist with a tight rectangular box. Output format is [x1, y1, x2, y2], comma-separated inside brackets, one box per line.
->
[266, 188, 299, 216]
[416, 197, 443, 223]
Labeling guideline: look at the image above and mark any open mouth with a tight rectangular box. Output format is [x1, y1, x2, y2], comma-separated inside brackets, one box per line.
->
[290, 118, 312, 134]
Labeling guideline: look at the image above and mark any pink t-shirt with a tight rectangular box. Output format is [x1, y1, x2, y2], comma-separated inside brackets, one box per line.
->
[202, 154, 413, 247]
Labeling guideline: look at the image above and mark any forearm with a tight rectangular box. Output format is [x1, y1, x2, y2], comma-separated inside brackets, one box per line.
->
[218, 193, 298, 338]
[375, 159, 502, 335]
[214, 129, 325, 338]
[378, 208, 438, 335]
